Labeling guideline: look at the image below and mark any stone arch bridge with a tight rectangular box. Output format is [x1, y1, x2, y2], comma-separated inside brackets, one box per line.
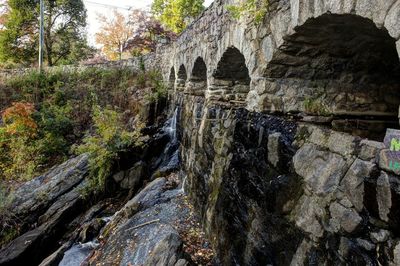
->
[155, 0, 400, 138]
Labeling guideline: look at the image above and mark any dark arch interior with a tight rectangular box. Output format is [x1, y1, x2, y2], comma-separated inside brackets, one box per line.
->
[213, 47, 250, 85]
[169, 67, 175, 82]
[191, 57, 207, 81]
[264, 14, 400, 140]
[168, 67, 175, 89]
[175, 65, 187, 91]
[266, 14, 400, 83]
[178, 65, 187, 81]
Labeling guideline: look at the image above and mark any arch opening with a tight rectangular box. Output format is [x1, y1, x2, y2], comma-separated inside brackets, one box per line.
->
[264, 14, 400, 140]
[186, 57, 207, 96]
[210, 47, 251, 103]
[168, 67, 176, 89]
[176, 64, 187, 91]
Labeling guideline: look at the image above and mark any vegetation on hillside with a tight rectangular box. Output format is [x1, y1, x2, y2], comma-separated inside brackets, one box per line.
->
[227, 0, 269, 23]
[0, 67, 166, 187]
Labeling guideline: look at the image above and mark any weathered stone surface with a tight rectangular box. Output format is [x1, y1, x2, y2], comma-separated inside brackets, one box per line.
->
[370, 229, 390, 243]
[293, 195, 325, 240]
[307, 126, 358, 157]
[360, 139, 385, 161]
[377, 171, 392, 222]
[294, 143, 347, 195]
[384, 1, 400, 39]
[267, 132, 282, 167]
[9, 154, 88, 221]
[88, 178, 190, 266]
[120, 161, 148, 190]
[340, 159, 376, 212]
[378, 149, 400, 175]
[329, 202, 362, 233]
[0, 181, 88, 266]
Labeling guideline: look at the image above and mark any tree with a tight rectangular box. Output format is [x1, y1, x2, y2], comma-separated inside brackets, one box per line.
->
[95, 10, 134, 61]
[151, 0, 204, 33]
[0, 0, 92, 66]
[96, 9, 175, 60]
[125, 10, 176, 56]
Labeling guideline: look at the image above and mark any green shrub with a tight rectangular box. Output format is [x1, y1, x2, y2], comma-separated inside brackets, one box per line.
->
[227, 0, 269, 23]
[74, 106, 144, 192]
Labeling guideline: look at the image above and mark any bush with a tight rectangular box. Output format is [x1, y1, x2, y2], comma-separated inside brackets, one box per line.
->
[74, 106, 144, 192]
[0, 66, 164, 183]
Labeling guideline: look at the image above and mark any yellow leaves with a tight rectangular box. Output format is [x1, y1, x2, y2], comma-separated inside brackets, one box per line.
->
[95, 10, 134, 60]
[2, 102, 37, 138]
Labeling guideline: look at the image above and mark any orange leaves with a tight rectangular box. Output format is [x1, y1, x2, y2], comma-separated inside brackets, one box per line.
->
[2, 102, 38, 138]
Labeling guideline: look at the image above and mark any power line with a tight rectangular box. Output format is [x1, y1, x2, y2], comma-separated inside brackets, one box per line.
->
[83, 0, 134, 10]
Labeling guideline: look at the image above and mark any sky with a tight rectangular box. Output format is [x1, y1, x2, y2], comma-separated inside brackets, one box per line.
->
[84, 0, 214, 46]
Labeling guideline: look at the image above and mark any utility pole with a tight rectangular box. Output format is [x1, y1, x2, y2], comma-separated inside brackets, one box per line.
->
[39, 0, 44, 72]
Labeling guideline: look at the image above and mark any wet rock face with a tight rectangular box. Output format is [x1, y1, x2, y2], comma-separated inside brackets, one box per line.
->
[87, 178, 190, 266]
[182, 97, 304, 265]
[0, 155, 90, 266]
[181, 93, 400, 265]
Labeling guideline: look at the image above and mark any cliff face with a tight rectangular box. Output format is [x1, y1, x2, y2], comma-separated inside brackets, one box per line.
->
[179, 92, 400, 265]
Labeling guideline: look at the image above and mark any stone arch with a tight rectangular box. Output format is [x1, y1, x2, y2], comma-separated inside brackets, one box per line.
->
[264, 13, 400, 140]
[191, 57, 207, 81]
[186, 57, 207, 96]
[176, 64, 187, 91]
[209, 46, 251, 103]
[169, 67, 176, 89]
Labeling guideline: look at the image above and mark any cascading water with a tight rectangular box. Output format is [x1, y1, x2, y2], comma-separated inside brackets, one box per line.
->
[158, 107, 181, 171]
[158, 106, 187, 193]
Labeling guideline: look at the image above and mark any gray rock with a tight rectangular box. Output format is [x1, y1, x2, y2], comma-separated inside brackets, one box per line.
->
[293, 143, 347, 195]
[359, 139, 385, 161]
[91, 178, 190, 266]
[329, 202, 362, 233]
[370, 229, 390, 243]
[293, 195, 325, 240]
[393, 241, 400, 266]
[120, 161, 148, 190]
[268, 132, 282, 168]
[379, 149, 400, 176]
[377, 171, 392, 222]
[340, 159, 376, 212]
[356, 238, 375, 251]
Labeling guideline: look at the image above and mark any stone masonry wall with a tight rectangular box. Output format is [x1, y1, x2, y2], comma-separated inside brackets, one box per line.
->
[180, 90, 400, 264]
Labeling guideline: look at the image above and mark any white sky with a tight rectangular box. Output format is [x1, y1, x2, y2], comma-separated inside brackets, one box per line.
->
[84, 0, 214, 46]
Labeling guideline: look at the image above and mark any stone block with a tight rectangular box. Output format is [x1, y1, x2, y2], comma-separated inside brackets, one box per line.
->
[360, 139, 385, 161]
[384, 1, 400, 39]
[329, 202, 362, 233]
[293, 143, 347, 195]
[376, 171, 392, 222]
[340, 159, 376, 212]
[268, 132, 282, 168]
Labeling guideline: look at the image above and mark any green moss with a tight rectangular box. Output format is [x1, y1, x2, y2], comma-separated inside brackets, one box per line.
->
[303, 97, 330, 116]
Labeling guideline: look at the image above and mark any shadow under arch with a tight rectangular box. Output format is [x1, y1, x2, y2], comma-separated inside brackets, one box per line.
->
[210, 46, 251, 104]
[176, 64, 187, 91]
[264, 13, 400, 140]
[186, 57, 207, 96]
[169, 67, 175, 89]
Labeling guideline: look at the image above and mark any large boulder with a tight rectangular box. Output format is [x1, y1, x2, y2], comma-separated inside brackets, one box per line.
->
[0, 155, 90, 266]
[87, 178, 190, 266]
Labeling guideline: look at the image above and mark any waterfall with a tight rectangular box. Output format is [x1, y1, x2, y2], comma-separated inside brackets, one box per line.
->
[166, 107, 178, 141]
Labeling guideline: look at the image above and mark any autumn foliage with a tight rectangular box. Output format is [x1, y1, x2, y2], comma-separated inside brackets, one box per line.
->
[2, 102, 38, 138]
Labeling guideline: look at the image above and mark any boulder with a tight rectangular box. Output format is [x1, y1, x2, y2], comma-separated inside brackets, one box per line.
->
[340, 159, 376, 212]
[293, 143, 347, 195]
[329, 202, 362, 233]
[88, 178, 190, 266]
